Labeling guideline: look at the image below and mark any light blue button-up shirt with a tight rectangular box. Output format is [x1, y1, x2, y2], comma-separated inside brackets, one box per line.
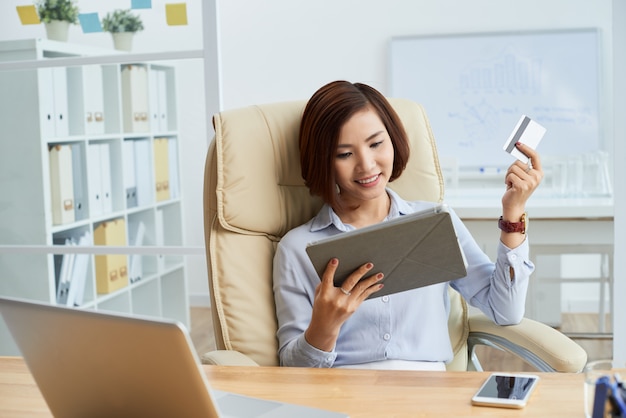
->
[273, 189, 533, 368]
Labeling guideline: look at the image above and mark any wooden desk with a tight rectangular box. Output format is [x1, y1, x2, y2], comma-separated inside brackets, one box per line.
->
[0, 356, 587, 417]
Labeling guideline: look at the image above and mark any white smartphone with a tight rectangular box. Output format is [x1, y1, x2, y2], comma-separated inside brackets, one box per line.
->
[471, 373, 540, 409]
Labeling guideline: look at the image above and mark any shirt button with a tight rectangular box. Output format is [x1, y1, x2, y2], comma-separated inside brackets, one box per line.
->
[511, 254, 517, 260]
[382, 296, 389, 303]
[383, 333, 391, 341]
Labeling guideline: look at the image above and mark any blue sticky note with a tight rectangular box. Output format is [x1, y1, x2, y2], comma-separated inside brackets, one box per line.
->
[132, 0, 152, 9]
[78, 13, 102, 33]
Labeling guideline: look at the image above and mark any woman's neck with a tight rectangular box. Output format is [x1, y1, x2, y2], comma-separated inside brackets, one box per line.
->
[334, 192, 391, 229]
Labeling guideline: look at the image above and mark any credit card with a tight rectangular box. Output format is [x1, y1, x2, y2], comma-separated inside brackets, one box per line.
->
[503, 115, 546, 164]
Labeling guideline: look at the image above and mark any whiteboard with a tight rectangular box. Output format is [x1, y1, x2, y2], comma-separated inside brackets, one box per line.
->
[389, 29, 601, 169]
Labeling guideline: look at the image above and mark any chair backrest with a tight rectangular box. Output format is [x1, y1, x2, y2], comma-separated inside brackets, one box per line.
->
[204, 99, 469, 369]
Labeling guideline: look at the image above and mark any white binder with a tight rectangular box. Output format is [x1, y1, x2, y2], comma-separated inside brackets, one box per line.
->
[157, 70, 168, 132]
[123, 140, 138, 208]
[52, 67, 69, 137]
[155, 209, 165, 271]
[134, 139, 153, 206]
[99, 143, 113, 214]
[71, 143, 87, 221]
[38, 69, 56, 139]
[121, 65, 150, 133]
[168, 138, 179, 199]
[129, 221, 145, 283]
[66, 231, 92, 307]
[83, 65, 105, 135]
[49, 144, 75, 225]
[87, 143, 103, 217]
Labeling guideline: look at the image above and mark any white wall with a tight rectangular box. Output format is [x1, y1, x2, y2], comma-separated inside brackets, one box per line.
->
[611, 0, 625, 365]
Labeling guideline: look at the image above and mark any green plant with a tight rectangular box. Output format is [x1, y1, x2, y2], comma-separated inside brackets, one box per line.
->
[36, 0, 79, 24]
[101, 9, 144, 33]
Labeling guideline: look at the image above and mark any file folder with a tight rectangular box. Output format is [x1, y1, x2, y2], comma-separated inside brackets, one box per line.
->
[52, 67, 69, 137]
[94, 218, 128, 294]
[71, 143, 88, 221]
[87, 143, 103, 217]
[66, 231, 92, 307]
[55, 237, 75, 305]
[123, 140, 138, 208]
[99, 143, 113, 214]
[82, 65, 105, 135]
[49, 144, 75, 225]
[134, 139, 153, 206]
[121, 65, 150, 133]
[168, 138, 180, 199]
[153, 138, 170, 201]
[129, 221, 145, 283]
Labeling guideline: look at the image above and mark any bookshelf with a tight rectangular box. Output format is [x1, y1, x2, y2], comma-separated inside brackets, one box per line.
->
[0, 39, 189, 355]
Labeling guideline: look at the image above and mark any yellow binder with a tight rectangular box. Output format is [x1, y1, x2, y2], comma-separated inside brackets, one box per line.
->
[153, 138, 170, 202]
[94, 218, 128, 294]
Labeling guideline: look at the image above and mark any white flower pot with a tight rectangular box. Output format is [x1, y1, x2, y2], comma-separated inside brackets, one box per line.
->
[112, 32, 135, 51]
[45, 20, 70, 42]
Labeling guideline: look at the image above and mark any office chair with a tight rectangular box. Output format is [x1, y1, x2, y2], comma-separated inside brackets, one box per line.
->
[201, 98, 587, 372]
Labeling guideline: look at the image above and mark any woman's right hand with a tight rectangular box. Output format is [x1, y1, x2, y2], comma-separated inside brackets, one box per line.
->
[303, 258, 384, 352]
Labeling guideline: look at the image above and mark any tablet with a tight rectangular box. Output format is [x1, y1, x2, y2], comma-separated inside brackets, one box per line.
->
[305, 204, 467, 299]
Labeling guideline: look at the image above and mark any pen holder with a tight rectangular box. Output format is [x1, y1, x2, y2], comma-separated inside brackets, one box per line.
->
[585, 360, 626, 418]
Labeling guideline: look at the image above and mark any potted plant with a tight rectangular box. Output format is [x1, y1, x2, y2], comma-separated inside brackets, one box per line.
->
[101, 9, 144, 51]
[36, 0, 79, 42]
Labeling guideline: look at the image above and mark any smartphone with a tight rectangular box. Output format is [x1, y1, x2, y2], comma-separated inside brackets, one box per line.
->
[471, 373, 540, 409]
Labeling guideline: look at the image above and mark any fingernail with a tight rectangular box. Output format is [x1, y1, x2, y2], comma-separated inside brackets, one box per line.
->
[377, 273, 384, 280]
[366, 263, 373, 269]
[331, 258, 338, 265]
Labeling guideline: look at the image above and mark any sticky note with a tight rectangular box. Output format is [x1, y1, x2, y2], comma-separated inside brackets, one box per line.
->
[131, 0, 152, 9]
[78, 13, 103, 33]
[165, 3, 188, 26]
[16, 5, 41, 25]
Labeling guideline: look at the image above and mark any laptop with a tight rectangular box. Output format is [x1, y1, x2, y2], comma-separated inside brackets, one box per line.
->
[0, 296, 348, 418]
[306, 204, 467, 299]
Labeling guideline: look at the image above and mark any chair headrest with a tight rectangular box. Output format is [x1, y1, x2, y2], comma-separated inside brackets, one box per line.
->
[211, 98, 443, 239]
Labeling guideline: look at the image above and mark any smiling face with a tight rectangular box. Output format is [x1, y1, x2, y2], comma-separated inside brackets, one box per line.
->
[334, 106, 395, 209]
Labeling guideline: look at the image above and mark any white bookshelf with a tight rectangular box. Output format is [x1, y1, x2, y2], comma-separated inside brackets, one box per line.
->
[0, 39, 188, 355]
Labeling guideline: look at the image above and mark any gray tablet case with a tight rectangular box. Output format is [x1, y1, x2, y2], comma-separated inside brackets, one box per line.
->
[306, 204, 467, 299]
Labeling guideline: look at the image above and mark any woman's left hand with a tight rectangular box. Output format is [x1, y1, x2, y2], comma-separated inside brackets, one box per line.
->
[502, 142, 544, 216]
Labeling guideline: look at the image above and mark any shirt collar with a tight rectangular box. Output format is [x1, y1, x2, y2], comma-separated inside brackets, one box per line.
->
[309, 188, 411, 233]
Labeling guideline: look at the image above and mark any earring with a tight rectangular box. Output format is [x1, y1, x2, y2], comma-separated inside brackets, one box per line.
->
[335, 184, 340, 194]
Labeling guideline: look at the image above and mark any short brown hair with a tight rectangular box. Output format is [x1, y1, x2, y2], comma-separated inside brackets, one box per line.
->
[299, 80, 410, 208]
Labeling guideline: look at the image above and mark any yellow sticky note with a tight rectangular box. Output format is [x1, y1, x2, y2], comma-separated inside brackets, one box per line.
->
[165, 3, 187, 26]
[16, 5, 41, 25]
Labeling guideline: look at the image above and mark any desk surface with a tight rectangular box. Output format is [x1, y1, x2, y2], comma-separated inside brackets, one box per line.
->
[0, 356, 588, 417]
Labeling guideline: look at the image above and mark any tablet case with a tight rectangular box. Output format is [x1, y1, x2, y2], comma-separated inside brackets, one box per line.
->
[306, 205, 467, 299]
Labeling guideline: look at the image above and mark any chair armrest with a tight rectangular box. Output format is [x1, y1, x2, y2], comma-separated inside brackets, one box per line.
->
[200, 350, 261, 366]
[468, 313, 587, 373]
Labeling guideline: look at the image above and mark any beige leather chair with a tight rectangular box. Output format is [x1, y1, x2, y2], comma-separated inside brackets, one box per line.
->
[202, 98, 588, 372]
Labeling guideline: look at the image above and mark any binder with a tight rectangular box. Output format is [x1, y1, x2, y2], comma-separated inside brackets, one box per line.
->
[157, 70, 168, 132]
[55, 237, 75, 305]
[49, 144, 75, 225]
[87, 143, 103, 217]
[155, 209, 165, 271]
[153, 138, 170, 201]
[168, 138, 179, 199]
[38, 69, 56, 138]
[82, 65, 105, 135]
[121, 65, 150, 133]
[94, 218, 128, 294]
[129, 221, 145, 283]
[123, 140, 138, 208]
[71, 143, 87, 221]
[148, 68, 160, 132]
[66, 231, 92, 307]
[134, 139, 152, 206]
[99, 143, 113, 214]
[87, 143, 113, 217]
[52, 67, 69, 137]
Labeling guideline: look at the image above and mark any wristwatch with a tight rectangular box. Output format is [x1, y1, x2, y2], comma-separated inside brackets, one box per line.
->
[498, 213, 527, 234]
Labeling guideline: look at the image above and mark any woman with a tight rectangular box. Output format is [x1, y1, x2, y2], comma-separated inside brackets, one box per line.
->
[273, 80, 543, 370]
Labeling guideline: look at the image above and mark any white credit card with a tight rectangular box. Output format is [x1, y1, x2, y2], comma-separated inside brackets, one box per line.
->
[502, 115, 546, 164]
